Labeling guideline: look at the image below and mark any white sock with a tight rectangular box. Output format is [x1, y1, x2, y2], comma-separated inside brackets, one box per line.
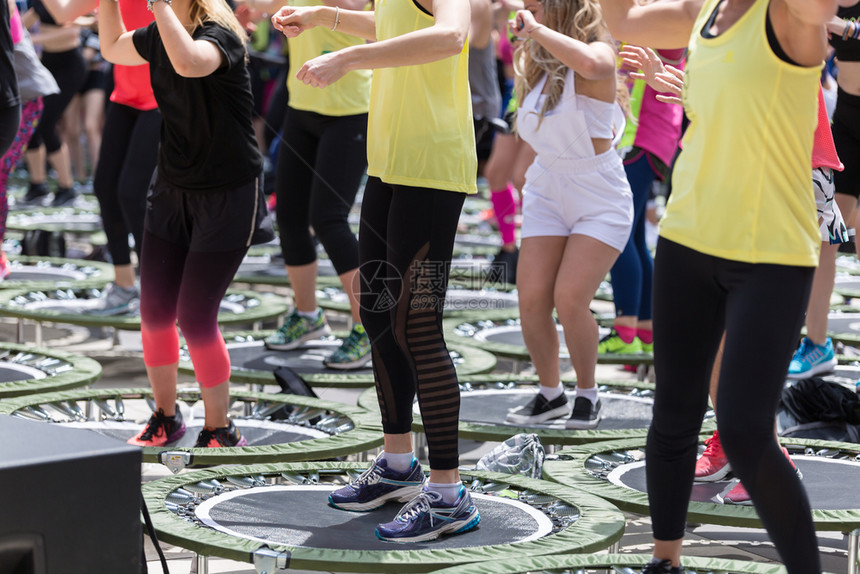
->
[539, 384, 564, 401]
[576, 387, 598, 405]
[425, 482, 462, 504]
[380, 451, 414, 472]
[296, 308, 320, 321]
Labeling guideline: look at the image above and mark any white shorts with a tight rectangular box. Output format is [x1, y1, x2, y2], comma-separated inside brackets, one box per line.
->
[520, 149, 634, 252]
[813, 166, 848, 245]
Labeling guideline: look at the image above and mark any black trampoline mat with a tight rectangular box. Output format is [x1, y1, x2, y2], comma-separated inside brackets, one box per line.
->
[9, 269, 88, 281]
[607, 457, 860, 509]
[835, 278, 860, 291]
[237, 259, 336, 278]
[446, 291, 518, 310]
[227, 341, 374, 375]
[60, 420, 328, 446]
[0, 363, 47, 382]
[19, 295, 245, 315]
[477, 325, 565, 348]
[825, 313, 860, 335]
[446, 391, 653, 430]
[196, 487, 552, 550]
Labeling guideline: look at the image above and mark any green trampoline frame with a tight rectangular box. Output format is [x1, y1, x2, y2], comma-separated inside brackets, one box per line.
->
[6, 206, 103, 234]
[2, 255, 113, 290]
[142, 461, 625, 573]
[0, 343, 101, 398]
[178, 330, 497, 387]
[0, 387, 382, 465]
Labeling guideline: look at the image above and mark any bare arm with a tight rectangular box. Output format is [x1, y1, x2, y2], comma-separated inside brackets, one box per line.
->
[272, 5, 376, 41]
[772, 0, 837, 66]
[39, 0, 97, 25]
[600, 0, 703, 49]
[149, 2, 224, 77]
[509, 9, 615, 79]
[470, 0, 493, 50]
[98, 0, 146, 66]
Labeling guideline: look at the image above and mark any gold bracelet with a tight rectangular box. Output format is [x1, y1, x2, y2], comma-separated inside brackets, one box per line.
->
[526, 24, 543, 35]
[331, 5, 340, 31]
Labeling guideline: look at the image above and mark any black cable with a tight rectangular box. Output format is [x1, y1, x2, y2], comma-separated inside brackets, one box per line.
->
[141, 496, 170, 574]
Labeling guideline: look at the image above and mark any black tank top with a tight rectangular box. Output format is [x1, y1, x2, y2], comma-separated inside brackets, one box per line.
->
[831, 3, 860, 63]
[31, 0, 58, 27]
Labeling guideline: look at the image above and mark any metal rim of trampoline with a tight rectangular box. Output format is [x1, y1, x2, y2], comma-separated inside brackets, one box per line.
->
[141, 461, 626, 573]
[6, 207, 103, 234]
[0, 387, 383, 465]
[177, 330, 497, 387]
[542, 435, 860, 531]
[0, 342, 101, 398]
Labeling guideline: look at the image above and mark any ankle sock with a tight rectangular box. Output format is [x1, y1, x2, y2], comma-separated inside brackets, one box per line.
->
[425, 482, 462, 504]
[380, 451, 414, 472]
[637, 328, 653, 345]
[615, 325, 637, 344]
[297, 308, 320, 321]
[490, 184, 517, 245]
[576, 387, 598, 405]
[539, 384, 564, 401]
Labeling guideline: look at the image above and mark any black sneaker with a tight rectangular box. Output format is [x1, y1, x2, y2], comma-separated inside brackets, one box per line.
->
[642, 558, 683, 574]
[506, 392, 570, 424]
[489, 248, 518, 285]
[51, 186, 78, 206]
[565, 396, 602, 429]
[194, 419, 249, 448]
[22, 182, 49, 205]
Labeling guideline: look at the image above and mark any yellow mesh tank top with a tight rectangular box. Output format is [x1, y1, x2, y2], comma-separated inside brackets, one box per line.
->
[659, 0, 821, 266]
[366, 0, 477, 194]
[287, 0, 371, 116]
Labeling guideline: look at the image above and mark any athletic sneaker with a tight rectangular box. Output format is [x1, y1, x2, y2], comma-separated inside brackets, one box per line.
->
[720, 447, 801, 505]
[264, 309, 330, 350]
[0, 252, 10, 282]
[21, 182, 49, 205]
[194, 419, 248, 448]
[489, 248, 518, 285]
[787, 336, 837, 379]
[127, 408, 186, 447]
[88, 282, 140, 316]
[51, 186, 78, 206]
[506, 392, 570, 425]
[641, 557, 683, 574]
[329, 458, 426, 511]
[324, 324, 372, 370]
[694, 430, 731, 482]
[597, 330, 643, 354]
[565, 397, 602, 429]
[640, 340, 654, 354]
[375, 487, 480, 543]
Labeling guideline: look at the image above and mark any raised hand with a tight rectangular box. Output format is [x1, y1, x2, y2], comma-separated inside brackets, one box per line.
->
[271, 5, 318, 38]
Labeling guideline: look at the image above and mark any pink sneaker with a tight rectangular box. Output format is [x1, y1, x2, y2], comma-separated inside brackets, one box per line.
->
[694, 431, 731, 482]
[720, 447, 801, 506]
[0, 252, 10, 281]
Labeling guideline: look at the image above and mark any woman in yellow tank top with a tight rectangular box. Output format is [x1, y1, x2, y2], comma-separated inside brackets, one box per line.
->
[272, 0, 480, 543]
[601, 1, 836, 573]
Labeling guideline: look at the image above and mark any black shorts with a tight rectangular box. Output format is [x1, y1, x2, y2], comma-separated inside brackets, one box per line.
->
[473, 117, 494, 161]
[833, 88, 860, 199]
[145, 171, 274, 252]
[79, 69, 107, 95]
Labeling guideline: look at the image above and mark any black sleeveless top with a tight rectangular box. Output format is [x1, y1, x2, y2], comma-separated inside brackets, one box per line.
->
[831, 3, 860, 63]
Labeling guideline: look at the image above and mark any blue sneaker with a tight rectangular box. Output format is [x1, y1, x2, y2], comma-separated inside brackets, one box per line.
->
[787, 337, 837, 379]
[375, 487, 480, 543]
[329, 458, 425, 512]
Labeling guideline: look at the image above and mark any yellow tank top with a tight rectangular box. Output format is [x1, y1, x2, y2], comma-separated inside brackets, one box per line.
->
[287, 0, 371, 116]
[659, 0, 821, 266]
[366, 0, 477, 194]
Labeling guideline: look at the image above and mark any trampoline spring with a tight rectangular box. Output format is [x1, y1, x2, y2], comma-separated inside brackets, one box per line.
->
[547, 502, 580, 518]
[93, 399, 119, 420]
[166, 491, 196, 505]
[280, 473, 311, 485]
[519, 492, 556, 505]
[817, 449, 840, 457]
[805, 447, 817, 456]
[227, 475, 267, 488]
[186, 482, 222, 495]
[290, 408, 326, 423]
[479, 482, 510, 493]
[48, 401, 84, 421]
[251, 402, 289, 420]
[468, 479, 483, 491]
[314, 415, 343, 428]
[23, 405, 55, 422]
[164, 501, 183, 513]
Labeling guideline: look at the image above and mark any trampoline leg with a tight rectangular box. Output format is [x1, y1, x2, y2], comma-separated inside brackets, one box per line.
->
[412, 431, 427, 462]
[192, 553, 208, 574]
[636, 364, 646, 382]
[34, 322, 43, 347]
[16, 319, 24, 344]
[111, 327, 120, 348]
[253, 320, 262, 332]
[848, 529, 860, 574]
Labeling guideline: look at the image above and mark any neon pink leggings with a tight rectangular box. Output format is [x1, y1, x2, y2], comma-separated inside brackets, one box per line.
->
[140, 231, 246, 388]
[0, 99, 42, 244]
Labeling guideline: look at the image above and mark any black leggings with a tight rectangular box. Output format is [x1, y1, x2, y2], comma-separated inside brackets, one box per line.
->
[359, 177, 465, 470]
[275, 107, 366, 274]
[28, 48, 85, 153]
[649, 237, 819, 573]
[93, 103, 161, 265]
[0, 103, 20, 158]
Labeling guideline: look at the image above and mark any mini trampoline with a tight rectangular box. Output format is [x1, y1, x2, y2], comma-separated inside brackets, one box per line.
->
[444, 318, 653, 367]
[0, 388, 382, 466]
[6, 207, 103, 235]
[0, 287, 288, 335]
[0, 256, 112, 290]
[141, 461, 625, 573]
[177, 331, 497, 388]
[232, 251, 341, 287]
[542, 436, 860, 573]
[433, 552, 808, 574]
[0, 342, 101, 398]
[816, 312, 860, 347]
[317, 285, 520, 322]
[357, 375, 715, 446]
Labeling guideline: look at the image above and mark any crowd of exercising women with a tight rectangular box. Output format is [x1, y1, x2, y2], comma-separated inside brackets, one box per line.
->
[0, 0, 853, 568]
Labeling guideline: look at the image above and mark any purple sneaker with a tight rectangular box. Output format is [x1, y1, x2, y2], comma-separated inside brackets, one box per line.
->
[375, 487, 480, 543]
[329, 458, 425, 512]
[127, 407, 186, 447]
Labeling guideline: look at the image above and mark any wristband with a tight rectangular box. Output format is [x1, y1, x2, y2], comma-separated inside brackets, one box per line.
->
[526, 24, 543, 36]
[843, 21, 854, 41]
[331, 5, 340, 31]
[147, 0, 172, 11]
[854, 21, 860, 40]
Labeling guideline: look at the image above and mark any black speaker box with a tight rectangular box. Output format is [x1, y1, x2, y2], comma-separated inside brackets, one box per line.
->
[0, 416, 142, 574]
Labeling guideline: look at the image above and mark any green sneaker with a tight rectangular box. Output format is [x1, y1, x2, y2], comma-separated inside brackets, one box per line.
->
[324, 324, 372, 370]
[640, 340, 653, 354]
[265, 309, 330, 350]
[597, 330, 643, 354]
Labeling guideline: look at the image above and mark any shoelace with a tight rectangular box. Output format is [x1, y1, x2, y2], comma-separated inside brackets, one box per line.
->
[351, 460, 385, 486]
[342, 329, 363, 351]
[795, 338, 813, 359]
[139, 411, 168, 441]
[395, 491, 439, 524]
[701, 433, 721, 457]
[195, 427, 216, 446]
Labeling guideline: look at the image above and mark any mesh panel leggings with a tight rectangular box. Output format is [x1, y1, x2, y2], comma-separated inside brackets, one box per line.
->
[649, 237, 819, 574]
[358, 177, 466, 470]
[93, 103, 161, 266]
